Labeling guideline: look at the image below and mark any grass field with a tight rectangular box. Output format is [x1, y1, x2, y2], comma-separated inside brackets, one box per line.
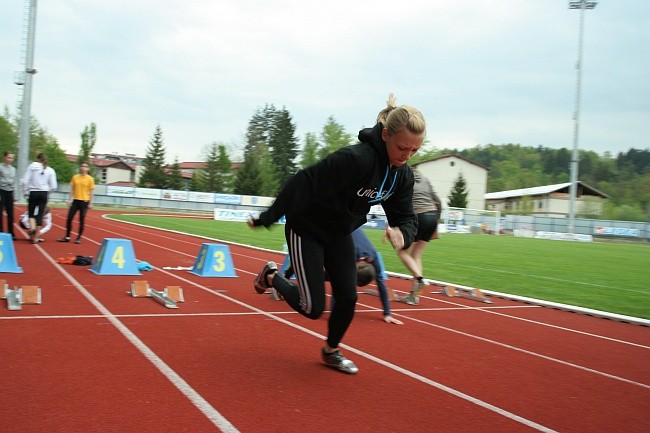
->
[108, 214, 650, 320]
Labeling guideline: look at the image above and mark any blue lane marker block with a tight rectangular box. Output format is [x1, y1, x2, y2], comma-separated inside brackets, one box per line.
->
[375, 252, 388, 281]
[0, 233, 22, 273]
[190, 243, 237, 277]
[90, 238, 141, 275]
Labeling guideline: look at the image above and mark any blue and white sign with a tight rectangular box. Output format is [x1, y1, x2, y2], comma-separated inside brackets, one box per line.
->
[214, 194, 242, 205]
[214, 209, 258, 222]
[594, 226, 639, 237]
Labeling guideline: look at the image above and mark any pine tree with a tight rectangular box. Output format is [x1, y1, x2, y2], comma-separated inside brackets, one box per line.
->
[318, 115, 352, 159]
[235, 104, 298, 194]
[216, 144, 233, 192]
[269, 107, 299, 187]
[200, 142, 232, 192]
[167, 157, 184, 190]
[138, 125, 167, 188]
[300, 132, 319, 168]
[448, 173, 469, 208]
[234, 151, 261, 195]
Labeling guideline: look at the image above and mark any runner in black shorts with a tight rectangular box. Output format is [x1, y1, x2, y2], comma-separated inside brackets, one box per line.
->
[396, 169, 442, 305]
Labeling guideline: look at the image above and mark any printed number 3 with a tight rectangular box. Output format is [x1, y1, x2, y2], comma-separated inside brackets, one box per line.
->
[213, 251, 225, 272]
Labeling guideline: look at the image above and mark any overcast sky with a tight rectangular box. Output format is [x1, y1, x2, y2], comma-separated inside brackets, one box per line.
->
[1, 0, 648, 163]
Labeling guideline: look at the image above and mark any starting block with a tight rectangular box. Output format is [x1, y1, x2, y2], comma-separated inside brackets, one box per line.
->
[129, 280, 184, 309]
[359, 287, 395, 302]
[437, 285, 492, 304]
[2, 284, 42, 311]
[267, 288, 283, 301]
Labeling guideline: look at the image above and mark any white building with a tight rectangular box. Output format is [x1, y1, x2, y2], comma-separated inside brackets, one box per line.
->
[412, 154, 489, 210]
[484, 181, 609, 217]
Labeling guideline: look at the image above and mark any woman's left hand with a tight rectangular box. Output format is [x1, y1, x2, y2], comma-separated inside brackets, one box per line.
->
[384, 315, 403, 325]
[385, 226, 404, 250]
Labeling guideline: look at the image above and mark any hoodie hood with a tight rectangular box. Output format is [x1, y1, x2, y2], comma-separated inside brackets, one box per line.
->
[28, 161, 44, 171]
[358, 123, 390, 168]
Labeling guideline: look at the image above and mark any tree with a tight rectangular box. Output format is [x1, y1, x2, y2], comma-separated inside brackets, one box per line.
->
[166, 157, 184, 190]
[0, 107, 17, 155]
[78, 122, 96, 164]
[300, 132, 319, 168]
[42, 140, 75, 183]
[318, 116, 352, 159]
[258, 143, 280, 196]
[269, 107, 299, 187]
[448, 173, 469, 208]
[234, 151, 261, 195]
[215, 144, 233, 193]
[200, 142, 232, 192]
[138, 125, 167, 188]
[235, 104, 299, 194]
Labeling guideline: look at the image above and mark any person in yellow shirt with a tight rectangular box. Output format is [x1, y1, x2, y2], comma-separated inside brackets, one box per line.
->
[57, 161, 95, 244]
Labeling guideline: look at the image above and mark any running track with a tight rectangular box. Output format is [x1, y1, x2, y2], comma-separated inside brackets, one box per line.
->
[1, 208, 648, 432]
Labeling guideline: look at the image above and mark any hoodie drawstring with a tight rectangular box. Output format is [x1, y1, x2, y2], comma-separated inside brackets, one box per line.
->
[369, 166, 398, 204]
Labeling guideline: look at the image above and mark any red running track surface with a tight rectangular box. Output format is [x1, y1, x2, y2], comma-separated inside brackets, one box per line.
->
[1, 208, 649, 432]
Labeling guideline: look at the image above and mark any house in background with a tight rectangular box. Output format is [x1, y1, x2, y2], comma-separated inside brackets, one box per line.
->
[67, 153, 138, 185]
[484, 181, 609, 217]
[412, 154, 489, 210]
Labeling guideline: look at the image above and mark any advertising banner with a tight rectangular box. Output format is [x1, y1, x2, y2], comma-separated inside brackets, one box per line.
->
[594, 226, 639, 237]
[214, 194, 242, 205]
[162, 190, 189, 201]
[188, 191, 214, 203]
[107, 185, 135, 197]
[134, 188, 161, 199]
[241, 195, 275, 207]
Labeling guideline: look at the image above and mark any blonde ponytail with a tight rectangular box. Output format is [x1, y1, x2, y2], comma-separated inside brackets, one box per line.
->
[376, 93, 426, 137]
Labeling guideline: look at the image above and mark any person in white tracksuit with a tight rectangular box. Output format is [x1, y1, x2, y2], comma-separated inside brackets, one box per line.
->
[20, 206, 52, 242]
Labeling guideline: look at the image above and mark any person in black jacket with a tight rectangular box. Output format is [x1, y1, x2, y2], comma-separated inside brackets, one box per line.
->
[248, 94, 425, 374]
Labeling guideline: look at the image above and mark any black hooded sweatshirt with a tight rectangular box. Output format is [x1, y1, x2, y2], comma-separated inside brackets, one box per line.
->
[255, 123, 417, 249]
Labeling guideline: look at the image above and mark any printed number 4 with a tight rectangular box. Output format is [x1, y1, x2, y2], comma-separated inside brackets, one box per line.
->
[111, 246, 125, 269]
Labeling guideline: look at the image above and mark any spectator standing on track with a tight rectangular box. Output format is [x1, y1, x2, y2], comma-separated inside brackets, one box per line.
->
[20, 206, 52, 242]
[395, 169, 442, 305]
[0, 151, 17, 239]
[58, 161, 95, 244]
[21, 153, 57, 244]
[248, 94, 424, 374]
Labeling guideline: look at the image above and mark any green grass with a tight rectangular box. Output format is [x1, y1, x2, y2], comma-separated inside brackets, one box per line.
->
[108, 214, 650, 320]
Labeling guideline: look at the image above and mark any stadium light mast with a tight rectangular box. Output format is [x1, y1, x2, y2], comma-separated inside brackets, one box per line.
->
[567, 0, 597, 234]
[15, 0, 39, 196]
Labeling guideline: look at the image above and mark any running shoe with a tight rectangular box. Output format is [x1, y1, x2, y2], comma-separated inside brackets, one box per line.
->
[253, 261, 277, 294]
[321, 348, 359, 374]
[411, 279, 426, 297]
[396, 294, 419, 305]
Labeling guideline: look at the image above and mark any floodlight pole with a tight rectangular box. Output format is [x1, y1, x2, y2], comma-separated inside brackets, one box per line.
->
[567, 0, 597, 234]
[15, 0, 39, 196]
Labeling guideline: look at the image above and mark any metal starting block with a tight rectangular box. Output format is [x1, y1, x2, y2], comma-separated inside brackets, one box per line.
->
[358, 287, 396, 302]
[265, 288, 283, 301]
[130, 280, 184, 309]
[2, 283, 42, 311]
[437, 285, 492, 304]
